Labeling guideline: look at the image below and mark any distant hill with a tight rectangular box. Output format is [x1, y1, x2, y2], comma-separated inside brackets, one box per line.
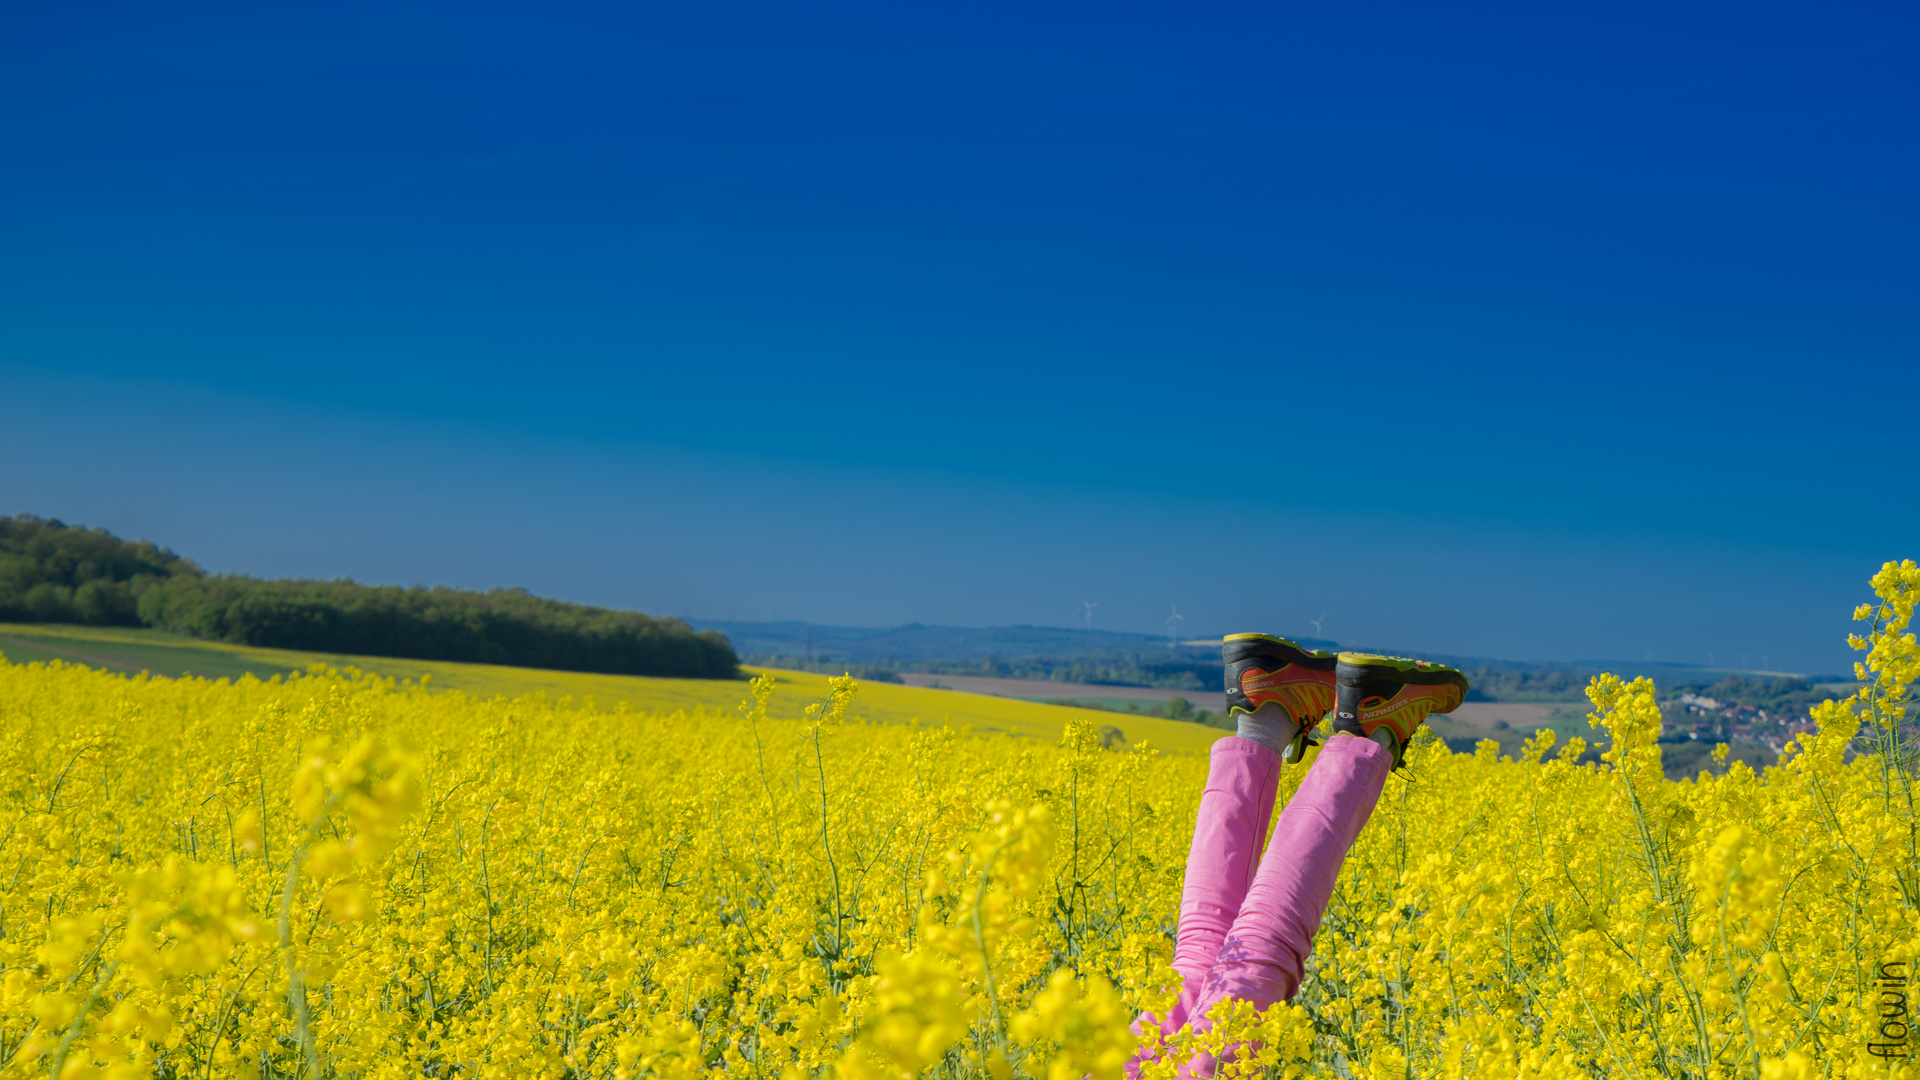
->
[690, 619, 1270, 690]
[1, 514, 737, 679]
[689, 617, 1845, 703]
[695, 618, 1288, 660]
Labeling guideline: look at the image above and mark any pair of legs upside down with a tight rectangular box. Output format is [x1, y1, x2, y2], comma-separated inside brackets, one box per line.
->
[1129, 635, 1469, 1076]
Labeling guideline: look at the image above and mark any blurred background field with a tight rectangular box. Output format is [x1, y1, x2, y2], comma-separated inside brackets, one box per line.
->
[0, 621, 1221, 754]
[0, 619, 1841, 775]
[2, 516, 1856, 780]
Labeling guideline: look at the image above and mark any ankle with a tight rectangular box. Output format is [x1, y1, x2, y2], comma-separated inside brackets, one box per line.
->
[1234, 702, 1299, 757]
[1330, 729, 1399, 752]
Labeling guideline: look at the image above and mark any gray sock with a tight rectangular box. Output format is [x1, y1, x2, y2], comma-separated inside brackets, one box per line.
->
[1236, 702, 1300, 757]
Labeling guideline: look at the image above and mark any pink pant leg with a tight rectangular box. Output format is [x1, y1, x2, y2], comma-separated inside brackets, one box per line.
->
[1130, 737, 1280, 1066]
[1171, 738, 1283, 1016]
[1193, 734, 1391, 1017]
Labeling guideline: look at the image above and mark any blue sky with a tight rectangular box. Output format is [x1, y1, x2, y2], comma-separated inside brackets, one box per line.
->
[3, 1, 1914, 673]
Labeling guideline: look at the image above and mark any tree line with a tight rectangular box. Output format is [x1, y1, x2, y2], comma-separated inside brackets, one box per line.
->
[1664, 674, 1840, 715]
[0, 515, 738, 680]
[748, 650, 1224, 691]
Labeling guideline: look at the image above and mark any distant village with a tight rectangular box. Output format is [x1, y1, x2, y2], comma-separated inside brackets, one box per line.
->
[1662, 691, 1822, 755]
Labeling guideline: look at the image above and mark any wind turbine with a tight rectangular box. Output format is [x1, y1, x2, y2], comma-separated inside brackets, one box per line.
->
[1081, 600, 1099, 630]
[1310, 613, 1326, 639]
[1166, 601, 1185, 649]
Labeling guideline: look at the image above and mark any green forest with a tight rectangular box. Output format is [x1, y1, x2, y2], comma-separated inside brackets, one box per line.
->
[0, 515, 738, 679]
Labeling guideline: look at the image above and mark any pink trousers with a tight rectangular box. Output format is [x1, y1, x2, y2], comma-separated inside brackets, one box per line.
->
[1132, 734, 1391, 1071]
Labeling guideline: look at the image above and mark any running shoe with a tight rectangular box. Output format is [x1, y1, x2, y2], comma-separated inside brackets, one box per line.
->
[1331, 652, 1469, 769]
[1223, 633, 1338, 762]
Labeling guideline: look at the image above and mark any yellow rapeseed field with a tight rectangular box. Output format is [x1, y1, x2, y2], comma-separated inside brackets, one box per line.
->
[3, 561, 1918, 1079]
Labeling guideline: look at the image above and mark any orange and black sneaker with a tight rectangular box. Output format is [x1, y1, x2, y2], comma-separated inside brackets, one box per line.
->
[1223, 633, 1338, 762]
[1330, 652, 1469, 769]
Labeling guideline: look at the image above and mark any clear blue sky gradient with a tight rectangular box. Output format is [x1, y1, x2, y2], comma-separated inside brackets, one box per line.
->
[3, 1, 1914, 673]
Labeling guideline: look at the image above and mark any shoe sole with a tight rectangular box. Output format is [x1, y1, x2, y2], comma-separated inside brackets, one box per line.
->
[1223, 633, 1338, 669]
[1335, 652, 1469, 693]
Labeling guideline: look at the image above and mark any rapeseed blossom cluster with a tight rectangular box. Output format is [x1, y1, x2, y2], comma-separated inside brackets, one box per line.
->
[3, 560, 1919, 1078]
